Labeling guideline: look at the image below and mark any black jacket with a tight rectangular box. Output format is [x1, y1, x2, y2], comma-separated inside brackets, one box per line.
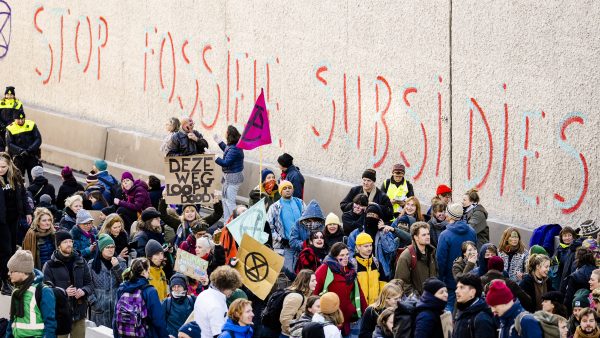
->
[519, 274, 554, 312]
[340, 186, 393, 223]
[565, 264, 595, 311]
[6, 121, 42, 157]
[325, 226, 345, 249]
[451, 298, 496, 338]
[42, 250, 93, 321]
[167, 130, 208, 156]
[481, 269, 532, 311]
[27, 176, 56, 205]
[342, 210, 365, 236]
[414, 292, 446, 338]
[359, 306, 381, 338]
[1, 176, 31, 223]
[56, 178, 84, 210]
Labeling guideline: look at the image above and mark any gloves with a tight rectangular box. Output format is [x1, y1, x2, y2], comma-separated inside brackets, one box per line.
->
[213, 134, 224, 144]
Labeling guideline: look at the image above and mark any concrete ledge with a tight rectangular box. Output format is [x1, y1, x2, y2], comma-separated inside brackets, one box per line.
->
[104, 127, 165, 181]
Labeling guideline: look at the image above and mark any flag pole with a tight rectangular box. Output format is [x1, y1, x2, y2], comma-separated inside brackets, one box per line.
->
[259, 146, 263, 189]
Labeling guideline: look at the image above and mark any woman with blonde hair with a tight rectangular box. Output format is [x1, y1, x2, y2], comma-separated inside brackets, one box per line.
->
[22, 207, 56, 269]
[99, 213, 129, 258]
[218, 298, 254, 338]
[462, 188, 489, 249]
[160, 117, 181, 156]
[519, 253, 553, 312]
[280, 269, 318, 336]
[392, 196, 425, 232]
[359, 283, 402, 338]
[498, 227, 528, 282]
[59, 194, 83, 230]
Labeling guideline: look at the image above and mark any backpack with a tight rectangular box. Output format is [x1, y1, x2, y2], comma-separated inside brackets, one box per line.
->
[529, 224, 562, 256]
[301, 322, 325, 338]
[514, 310, 561, 338]
[34, 282, 73, 335]
[115, 285, 151, 337]
[395, 245, 417, 271]
[98, 174, 123, 202]
[0, 318, 8, 337]
[393, 299, 418, 338]
[261, 289, 304, 331]
[164, 295, 195, 318]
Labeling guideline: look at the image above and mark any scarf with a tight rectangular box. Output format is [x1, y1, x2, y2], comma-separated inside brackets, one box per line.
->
[455, 297, 476, 311]
[91, 249, 114, 274]
[78, 226, 94, 239]
[263, 180, 276, 195]
[10, 273, 35, 320]
[323, 255, 357, 285]
[64, 206, 76, 219]
[575, 326, 600, 338]
[464, 203, 477, 215]
[310, 245, 328, 261]
[363, 188, 376, 203]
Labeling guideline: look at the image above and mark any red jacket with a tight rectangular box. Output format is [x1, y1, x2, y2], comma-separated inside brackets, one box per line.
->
[313, 263, 367, 335]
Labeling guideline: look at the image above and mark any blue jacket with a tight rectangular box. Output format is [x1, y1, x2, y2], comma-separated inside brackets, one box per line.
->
[282, 165, 305, 199]
[348, 228, 398, 280]
[436, 220, 476, 289]
[472, 243, 494, 276]
[565, 263, 595, 311]
[162, 295, 196, 337]
[96, 170, 118, 202]
[290, 200, 325, 254]
[70, 224, 98, 260]
[113, 277, 169, 338]
[497, 301, 542, 338]
[7, 269, 57, 338]
[216, 142, 244, 173]
[218, 318, 254, 338]
[414, 291, 447, 338]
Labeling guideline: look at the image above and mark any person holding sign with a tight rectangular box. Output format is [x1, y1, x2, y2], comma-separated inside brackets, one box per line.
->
[194, 235, 226, 285]
[213, 125, 245, 223]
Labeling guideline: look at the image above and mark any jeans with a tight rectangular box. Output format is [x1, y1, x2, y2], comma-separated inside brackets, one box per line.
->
[283, 249, 297, 281]
[222, 172, 243, 222]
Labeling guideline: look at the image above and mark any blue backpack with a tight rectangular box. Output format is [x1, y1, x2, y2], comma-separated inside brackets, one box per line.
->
[529, 224, 562, 256]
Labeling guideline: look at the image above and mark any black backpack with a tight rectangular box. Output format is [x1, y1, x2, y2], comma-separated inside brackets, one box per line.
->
[393, 299, 418, 338]
[98, 174, 123, 202]
[261, 289, 304, 331]
[301, 322, 325, 338]
[35, 282, 73, 335]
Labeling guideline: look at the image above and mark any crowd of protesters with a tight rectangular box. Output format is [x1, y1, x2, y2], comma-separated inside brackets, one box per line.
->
[0, 100, 598, 338]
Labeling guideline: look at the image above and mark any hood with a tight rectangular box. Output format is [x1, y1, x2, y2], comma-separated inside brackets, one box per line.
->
[446, 220, 472, 235]
[118, 277, 150, 294]
[32, 176, 48, 185]
[476, 243, 494, 276]
[472, 204, 488, 217]
[416, 291, 447, 313]
[33, 269, 44, 284]
[298, 199, 325, 222]
[222, 318, 253, 335]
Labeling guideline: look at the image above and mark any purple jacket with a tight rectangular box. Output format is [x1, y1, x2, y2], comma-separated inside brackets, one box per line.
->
[118, 180, 152, 212]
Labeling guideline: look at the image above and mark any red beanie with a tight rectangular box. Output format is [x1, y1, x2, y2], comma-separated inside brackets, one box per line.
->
[436, 184, 452, 196]
[487, 256, 504, 271]
[486, 280, 514, 306]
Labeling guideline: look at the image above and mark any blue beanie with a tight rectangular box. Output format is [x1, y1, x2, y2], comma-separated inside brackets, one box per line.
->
[261, 168, 274, 182]
[179, 321, 201, 338]
[94, 159, 108, 171]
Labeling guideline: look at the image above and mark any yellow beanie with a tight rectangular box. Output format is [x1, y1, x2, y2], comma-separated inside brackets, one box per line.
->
[325, 212, 340, 226]
[278, 180, 293, 195]
[355, 232, 373, 246]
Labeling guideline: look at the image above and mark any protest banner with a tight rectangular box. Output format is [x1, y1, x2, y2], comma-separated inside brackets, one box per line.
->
[237, 89, 272, 150]
[174, 249, 209, 280]
[226, 198, 269, 245]
[164, 154, 222, 204]
[235, 234, 283, 300]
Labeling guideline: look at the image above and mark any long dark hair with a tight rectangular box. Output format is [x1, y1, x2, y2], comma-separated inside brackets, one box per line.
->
[226, 125, 241, 145]
[123, 258, 149, 281]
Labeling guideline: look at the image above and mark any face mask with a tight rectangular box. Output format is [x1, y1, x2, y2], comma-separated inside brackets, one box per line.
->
[172, 290, 186, 298]
[263, 180, 276, 194]
[365, 217, 379, 228]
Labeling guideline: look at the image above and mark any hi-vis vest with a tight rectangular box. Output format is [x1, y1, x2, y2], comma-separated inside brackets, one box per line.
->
[12, 284, 45, 337]
[6, 120, 35, 136]
[384, 179, 409, 213]
[0, 98, 23, 110]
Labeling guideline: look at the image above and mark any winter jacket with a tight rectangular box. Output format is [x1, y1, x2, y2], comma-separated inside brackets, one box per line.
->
[342, 210, 365, 236]
[381, 177, 414, 215]
[296, 244, 327, 273]
[312, 313, 343, 338]
[348, 228, 398, 280]
[0, 175, 30, 225]
[497, 301, 542, 338]
[167, 130, 209, 157]
[290, 200, 325, 255]
[565, 264, 596, 311]
[324, 226, 345, 249]
[6, 269, 57, 338]
[557, 239, 581, 294]
[313, 263, 368, 336]
[22, 230, 55, 270]
[148, 265, 168, 301]
[280, 165, 305, 199]
[70, 224, 98, 260]
[427, 217, 448, 248]
[162, 295, 196, 337]
[158, 198, 223, 247]
[96, 171, 120, 202]
[132, 229, 165, 257]
[113, 277, 169, 338]
[267, 197, 306, 253]
[42, 250, 93, 321]
[395, 244, 437, 296]
[359, 306, 382, 338]
[414, 291, 446, 338]
[499, 250, 528, 282]
[289, 313, 313, 338]
[372, 326, 393, 338]
[58, 212, 76, 231]
[518, 274, 554, 312]
[452, 256, 476, 281]
[340, 186, 393, 223]
[88, 256, 126, 327]
[27, 176, 56, 205]
[215, 141, 244, 173]
[354, 255, 386, 305]
[465, 204, 489, 250]
[109, 231, 129, 257]
[6, 119, 42, 157]
[280, 292, 306, 335]
[481, 269, 532, 311]
[117, 179, 152, 213]
[436, 220, 476, 289]
[148, 186, 162, 209]
[249, 183, 281, 210]
[56, 178, 84, 210]
[451, 298, 496, 338]
[217, 318, 254, 338]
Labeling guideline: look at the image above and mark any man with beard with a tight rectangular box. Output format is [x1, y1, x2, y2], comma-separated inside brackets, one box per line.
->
[42, 230, 92, 338]
[575, 308, 600, 338]
[452, 274, 496, 338]
[395, 222, 437, 296]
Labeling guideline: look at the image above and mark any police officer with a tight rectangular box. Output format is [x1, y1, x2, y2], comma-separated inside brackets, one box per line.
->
[6, 110, 42, 182]
[0, 86, 24, 147]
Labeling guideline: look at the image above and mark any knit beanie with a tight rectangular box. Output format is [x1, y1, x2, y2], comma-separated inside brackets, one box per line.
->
[31, 166, 44, 179]
[580, 220, 600, 238]
[278, 180, 293, 195]
[61, 166, 74, 179]
[319, 292, 340, 315]
[325, 212, 340, 226]
[227, 289, 249, 307]
[179, 321, 201, 338]
[101, 207, 113, 216]
[169, 273, 188, 290]
[392, 163, 405, 173]
[485, 280, 514, 306]
[355, 233, 373, 246]
[7, 250, 34, 274]
[39, 194, 52, 205]
[86, 172, 99, 184]
[94, 159, 108, 172]
[423, 278, 446, 295]
[55, 230, 73, 246]
[573, 289, 591, 308]
[446, 203, 464, 220]
[277, 153, 294, 168]
[97, 234, 115, 252]
[121, 171, 134, 182]
[436, 184, 452, 196]
[76, 209, 94, 224]
[141, 208, 161, 222]
[145, 239, 163, 258]
[261, 168, 275, 182]
[487, 256, 504, 272]
[530, 245, 548, 256]
[362, 169, 376, 182]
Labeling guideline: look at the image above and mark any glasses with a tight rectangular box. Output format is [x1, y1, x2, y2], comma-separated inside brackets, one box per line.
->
[105, 245, 115, 249]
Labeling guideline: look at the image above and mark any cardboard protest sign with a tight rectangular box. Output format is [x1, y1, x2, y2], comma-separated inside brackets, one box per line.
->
[237, 89, 272, 150]
[174, 249, 209, 280]
[226, 198, 269, 245]
[235, 234, 283, 300]
[164, 154, 222, 204]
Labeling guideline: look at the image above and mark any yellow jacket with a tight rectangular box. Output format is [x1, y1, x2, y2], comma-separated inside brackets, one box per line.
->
[355, 255, 386, 305]
[148, 265, 168, 301]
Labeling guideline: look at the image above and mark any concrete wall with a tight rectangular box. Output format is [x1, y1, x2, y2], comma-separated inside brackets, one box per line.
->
[0, 1, 598, 239]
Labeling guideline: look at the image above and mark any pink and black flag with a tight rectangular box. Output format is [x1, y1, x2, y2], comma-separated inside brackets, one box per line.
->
[237, 89, 272, 150]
